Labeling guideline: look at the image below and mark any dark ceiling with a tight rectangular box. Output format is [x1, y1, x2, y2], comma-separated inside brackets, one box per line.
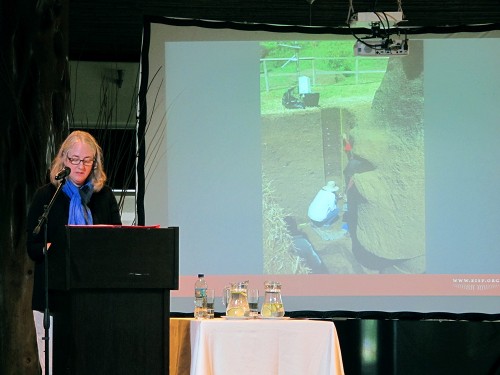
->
[69, 0, 500, 62]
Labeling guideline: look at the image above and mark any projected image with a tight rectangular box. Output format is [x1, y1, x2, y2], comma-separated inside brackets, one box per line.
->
[260, 40, 425, 275]
[147, 22, 500, 313]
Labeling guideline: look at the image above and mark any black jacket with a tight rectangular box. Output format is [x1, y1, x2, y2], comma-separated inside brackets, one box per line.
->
[26, 183, 122, 311]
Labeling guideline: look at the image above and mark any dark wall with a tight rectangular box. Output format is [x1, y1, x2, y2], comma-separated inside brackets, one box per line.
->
[69, 0, 500, 61]
[334, 319, 500, 375]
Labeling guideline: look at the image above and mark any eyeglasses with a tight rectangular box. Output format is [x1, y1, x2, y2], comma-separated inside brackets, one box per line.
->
[67, 155, 95, 167]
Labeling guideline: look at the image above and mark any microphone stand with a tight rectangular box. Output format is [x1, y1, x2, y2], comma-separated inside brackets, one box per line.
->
[33, 176, 67, 374]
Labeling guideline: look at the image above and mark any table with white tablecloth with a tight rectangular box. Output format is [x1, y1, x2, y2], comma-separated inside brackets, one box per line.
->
[188, 318, 344, 375]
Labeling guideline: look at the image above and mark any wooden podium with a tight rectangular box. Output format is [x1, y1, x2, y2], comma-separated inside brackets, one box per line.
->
[49, 226, 179, 375]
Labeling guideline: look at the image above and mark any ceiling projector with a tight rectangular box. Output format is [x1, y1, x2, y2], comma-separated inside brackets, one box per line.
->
[354, 38, 409, 56]
[350, 11, 404, 28]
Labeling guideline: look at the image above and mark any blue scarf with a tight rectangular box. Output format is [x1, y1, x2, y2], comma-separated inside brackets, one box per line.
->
[62, 180, 94, 225]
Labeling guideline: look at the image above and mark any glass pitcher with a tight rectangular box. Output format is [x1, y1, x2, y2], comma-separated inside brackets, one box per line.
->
[261, 281, 285, 318]
[225, 281, 250, 317]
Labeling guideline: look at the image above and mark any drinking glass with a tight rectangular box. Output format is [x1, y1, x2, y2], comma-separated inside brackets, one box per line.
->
[206, 289, 215, 319]
[222, 286, 230, 311]
[247, 289, 259, 317]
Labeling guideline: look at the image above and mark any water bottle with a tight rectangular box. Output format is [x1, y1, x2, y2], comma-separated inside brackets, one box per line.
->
[194, 273, 208, 319]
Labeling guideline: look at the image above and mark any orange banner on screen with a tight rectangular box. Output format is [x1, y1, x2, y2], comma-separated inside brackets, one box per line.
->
[171, 274, 500, 297]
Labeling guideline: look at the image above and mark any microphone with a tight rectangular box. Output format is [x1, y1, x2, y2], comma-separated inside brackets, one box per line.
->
[55, 166, 71, 180]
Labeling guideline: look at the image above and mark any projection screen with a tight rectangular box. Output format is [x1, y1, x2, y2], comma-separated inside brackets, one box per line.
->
[139, 17, 500, 316]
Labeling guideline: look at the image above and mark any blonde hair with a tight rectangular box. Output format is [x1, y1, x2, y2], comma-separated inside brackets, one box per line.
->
[50, 130, 107, 191]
